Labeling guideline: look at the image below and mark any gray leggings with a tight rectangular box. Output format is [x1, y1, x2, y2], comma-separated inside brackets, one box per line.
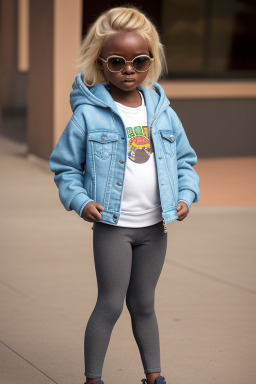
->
[84, 220, 167, 378]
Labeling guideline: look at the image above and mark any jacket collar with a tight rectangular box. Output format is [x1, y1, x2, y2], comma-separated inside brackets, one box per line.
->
[70, 72, 170, 120]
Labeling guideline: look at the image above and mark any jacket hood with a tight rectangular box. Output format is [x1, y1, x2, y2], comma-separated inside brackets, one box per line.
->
[70, 72, 170, 118]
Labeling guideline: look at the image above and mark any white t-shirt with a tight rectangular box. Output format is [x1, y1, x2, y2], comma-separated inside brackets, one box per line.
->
[114, 90, 163, 227]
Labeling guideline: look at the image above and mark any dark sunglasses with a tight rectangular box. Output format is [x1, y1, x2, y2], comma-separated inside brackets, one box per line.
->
[98, 54, 154, 73]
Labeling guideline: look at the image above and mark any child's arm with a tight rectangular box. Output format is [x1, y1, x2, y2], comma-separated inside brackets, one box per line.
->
[49, 115, 94, 217]
[175, 118, 200, 211]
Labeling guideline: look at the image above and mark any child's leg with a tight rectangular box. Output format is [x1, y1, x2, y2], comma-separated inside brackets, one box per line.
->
[125, 221, 167, 382]
[84, 222, 136, 380]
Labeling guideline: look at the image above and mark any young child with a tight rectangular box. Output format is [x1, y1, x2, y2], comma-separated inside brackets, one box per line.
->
[49, 6, 200, 384]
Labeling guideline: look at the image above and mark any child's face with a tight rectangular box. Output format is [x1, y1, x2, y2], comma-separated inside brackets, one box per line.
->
[97, 31, 151, 93]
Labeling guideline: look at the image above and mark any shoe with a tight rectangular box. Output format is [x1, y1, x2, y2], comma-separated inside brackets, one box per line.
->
[84, 381, 104, 384]
[141, 376, 166, 384]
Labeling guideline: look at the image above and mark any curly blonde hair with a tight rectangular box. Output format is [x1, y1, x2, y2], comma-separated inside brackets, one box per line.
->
[75, 5, 168, 89]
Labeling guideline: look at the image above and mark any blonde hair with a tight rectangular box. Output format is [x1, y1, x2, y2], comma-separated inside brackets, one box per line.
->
[75, 5, 168, 89]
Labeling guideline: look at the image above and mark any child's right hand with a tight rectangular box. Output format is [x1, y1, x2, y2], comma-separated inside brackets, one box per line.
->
[81, 201, 104, 222]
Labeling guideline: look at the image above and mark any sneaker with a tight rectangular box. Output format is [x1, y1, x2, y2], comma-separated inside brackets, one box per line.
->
[84, 381, 104, 384]
[141, 376, 166, 384]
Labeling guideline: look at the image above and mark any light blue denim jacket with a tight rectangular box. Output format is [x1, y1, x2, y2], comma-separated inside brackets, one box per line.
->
[49, 72, 200, 229]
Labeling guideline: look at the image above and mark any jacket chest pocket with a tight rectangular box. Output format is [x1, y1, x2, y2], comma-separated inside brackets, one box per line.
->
[160, 130, 176, 158]
[88, 131, 119, 160]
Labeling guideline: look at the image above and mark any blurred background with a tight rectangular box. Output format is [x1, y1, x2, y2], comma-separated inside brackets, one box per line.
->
[0, 1, 256, 384]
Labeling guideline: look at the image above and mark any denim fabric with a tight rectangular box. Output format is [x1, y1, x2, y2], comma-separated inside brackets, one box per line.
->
[49, 72, 200, 226]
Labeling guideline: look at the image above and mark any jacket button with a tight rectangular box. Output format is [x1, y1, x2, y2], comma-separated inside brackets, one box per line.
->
[101, 136, 106, 140]
[170, 134, 174, 142]
[121, 137, 125, 140]
[117, 181, 122, 186]
[113, 215, 117, 222]
[119, 160, 124, 164]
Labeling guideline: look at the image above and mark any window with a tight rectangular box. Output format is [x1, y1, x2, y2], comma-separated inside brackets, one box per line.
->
[161, 0, 256, 78]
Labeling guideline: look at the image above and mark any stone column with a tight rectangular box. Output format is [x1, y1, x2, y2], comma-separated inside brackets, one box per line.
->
[28, 0, 82, 159]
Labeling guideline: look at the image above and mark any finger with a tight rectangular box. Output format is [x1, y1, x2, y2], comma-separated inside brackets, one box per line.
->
[84, 211, 98, 222]
[92, 210, 103, 221]
[96, 203, 104, 211]
[177, 207, 186, 216]
[177, 203, 182, 211]
[86, 214, 95, 222]
[177, 211, 188, 220]
[82, 216, 93, 222]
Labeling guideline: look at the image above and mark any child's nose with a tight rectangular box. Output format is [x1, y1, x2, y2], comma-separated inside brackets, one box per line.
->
[122, 62, 135, 73]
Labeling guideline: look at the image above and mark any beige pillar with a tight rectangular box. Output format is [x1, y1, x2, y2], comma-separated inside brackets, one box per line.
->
[28, 0, 82, 159]
[0, 0, 18, 108]
[17, 0, 29, 73]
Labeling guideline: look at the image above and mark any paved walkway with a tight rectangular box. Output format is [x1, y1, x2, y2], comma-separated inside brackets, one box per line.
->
[0, 135, 256, 384]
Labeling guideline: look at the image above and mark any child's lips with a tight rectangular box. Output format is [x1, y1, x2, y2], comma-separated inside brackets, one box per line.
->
[123, 78, 136, 83]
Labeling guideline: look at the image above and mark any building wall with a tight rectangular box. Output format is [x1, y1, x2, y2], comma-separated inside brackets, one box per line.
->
[0, 0, 255, 159]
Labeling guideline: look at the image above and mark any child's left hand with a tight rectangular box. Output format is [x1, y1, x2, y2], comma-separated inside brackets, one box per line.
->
[176, 201, 189, 221]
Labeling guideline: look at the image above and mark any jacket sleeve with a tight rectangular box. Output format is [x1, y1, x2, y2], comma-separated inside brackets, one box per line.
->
[48, 115, 94, 217]
[175, 119, 200, 210]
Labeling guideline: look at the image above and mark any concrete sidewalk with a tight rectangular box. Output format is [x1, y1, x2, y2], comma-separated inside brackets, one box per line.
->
[0, 135, 256, 384]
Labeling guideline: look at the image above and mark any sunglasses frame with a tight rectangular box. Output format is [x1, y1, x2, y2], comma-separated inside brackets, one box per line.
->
[98, 54, 154, 73]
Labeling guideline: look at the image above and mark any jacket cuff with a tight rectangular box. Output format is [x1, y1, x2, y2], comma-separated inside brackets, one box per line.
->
[178, 189, 196, 210]
[70, 193, 94, 217]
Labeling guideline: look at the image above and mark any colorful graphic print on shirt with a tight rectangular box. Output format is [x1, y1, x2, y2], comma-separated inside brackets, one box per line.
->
[126, 125, 153, 164]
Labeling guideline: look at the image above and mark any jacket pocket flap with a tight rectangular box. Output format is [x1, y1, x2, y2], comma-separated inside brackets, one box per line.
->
[88, 131, 119, 143]
[160, 130, 176, 142]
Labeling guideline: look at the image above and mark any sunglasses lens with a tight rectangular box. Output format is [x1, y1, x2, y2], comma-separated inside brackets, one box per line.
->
[108, 57, 125, 71]
[133, 56, 151, 71]
[105, 55, 152, 72]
